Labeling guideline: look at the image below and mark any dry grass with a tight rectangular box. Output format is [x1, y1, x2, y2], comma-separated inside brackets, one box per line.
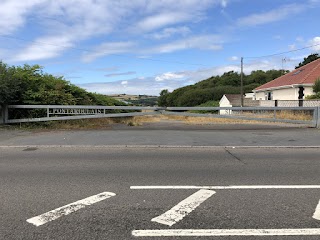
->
[161, 115, 267, 124]
[13, 115, 164, 130]
[239, 110, 313, 121]
[133, 110, 312, 125]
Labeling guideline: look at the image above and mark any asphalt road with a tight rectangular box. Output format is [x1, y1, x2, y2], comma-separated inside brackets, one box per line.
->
[1, 146, 320, 240]
[0, 122, 320, 146]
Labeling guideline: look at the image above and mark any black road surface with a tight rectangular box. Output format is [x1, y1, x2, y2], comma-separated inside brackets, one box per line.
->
[1, 146, 320, 240]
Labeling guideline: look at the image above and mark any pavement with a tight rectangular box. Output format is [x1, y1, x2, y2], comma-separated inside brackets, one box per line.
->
[0, 121, 319, 147]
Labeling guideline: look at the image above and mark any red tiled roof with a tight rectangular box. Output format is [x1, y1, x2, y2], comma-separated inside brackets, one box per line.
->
[255, 58, 320, 91]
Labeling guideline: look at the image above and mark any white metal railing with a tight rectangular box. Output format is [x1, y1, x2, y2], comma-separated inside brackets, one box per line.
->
[3, 105, 161, 123]
[1, 105, 320, 128]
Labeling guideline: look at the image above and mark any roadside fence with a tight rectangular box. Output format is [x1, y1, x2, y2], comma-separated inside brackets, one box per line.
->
[1, 105, 320, 128]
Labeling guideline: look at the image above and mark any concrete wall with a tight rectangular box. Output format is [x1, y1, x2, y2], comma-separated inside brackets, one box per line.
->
[255, 86, 314, 100]
[255, 91, 266, 100]
[260, 100, 320, 107]
[304, 87, 315, 98]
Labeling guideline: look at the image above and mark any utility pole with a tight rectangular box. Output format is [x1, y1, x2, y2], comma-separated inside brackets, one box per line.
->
[282, 57, 290, 75]
[282, 57, 286, 75]
[240, 57, 244, 107]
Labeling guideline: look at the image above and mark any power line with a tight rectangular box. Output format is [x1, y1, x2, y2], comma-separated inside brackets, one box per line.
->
[244, 43, 320, 59]
[0, 34, 210, 67]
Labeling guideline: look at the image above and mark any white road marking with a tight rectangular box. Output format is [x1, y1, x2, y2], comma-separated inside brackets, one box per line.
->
[151, 189, 215, 226]
[313, 200, 320, 220]
[132, 229, 320, 237]
[131, 185, 320, 190]
[26, 192, 116, 226]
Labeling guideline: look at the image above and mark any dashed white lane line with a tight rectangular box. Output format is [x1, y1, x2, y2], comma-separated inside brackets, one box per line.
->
[313, 200, 320, 220]
[151, 189, 215, 226]
[131, 185, 320, 190]
[26, 192, 116, 227]
[132, 229, 320, 237]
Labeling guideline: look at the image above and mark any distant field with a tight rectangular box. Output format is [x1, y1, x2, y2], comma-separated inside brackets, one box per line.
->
[107, 94, 157, 101]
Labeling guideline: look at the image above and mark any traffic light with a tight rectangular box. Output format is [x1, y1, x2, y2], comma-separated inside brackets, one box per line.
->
[298, 87, 304, 99]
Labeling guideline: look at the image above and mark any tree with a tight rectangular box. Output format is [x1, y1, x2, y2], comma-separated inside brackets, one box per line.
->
[177, 89, 213, 106]
[0, 62, 22, 105]
[313, 77, 320, 93]
[217, 71, 241, 86]
[157, 69, 286, 107]
[0, 61, 125, 108]
[295, 53, 320, 69]
[246, 70, 267, 85]
[158, 89, 169, 106]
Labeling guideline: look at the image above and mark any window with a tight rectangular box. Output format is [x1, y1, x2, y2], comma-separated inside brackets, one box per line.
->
[292, 69, 304, 76]
[265, 92, 273, 100]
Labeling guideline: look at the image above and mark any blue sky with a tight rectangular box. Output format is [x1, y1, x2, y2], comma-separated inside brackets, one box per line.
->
[0, 0, 320, 95]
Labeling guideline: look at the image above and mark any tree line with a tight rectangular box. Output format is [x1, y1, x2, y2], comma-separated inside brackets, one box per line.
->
[0, 62, 124, 107]
[158, 69, 285, 107]
[158, 53, 320, 107]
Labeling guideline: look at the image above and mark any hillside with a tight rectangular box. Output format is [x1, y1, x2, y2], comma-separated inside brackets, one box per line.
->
[107, 94, 158, 106]
[158, 69, 286, 107]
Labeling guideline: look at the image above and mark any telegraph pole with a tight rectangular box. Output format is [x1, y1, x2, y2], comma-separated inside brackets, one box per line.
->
[240, 57, 244, 107]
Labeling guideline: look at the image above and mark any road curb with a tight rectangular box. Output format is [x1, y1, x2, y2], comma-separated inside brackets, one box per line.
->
[0, 145, 320, 149]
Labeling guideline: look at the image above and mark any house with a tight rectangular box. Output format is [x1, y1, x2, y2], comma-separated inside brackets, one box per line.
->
[219, 94, 259, 114]
[253, 58, 320, 100]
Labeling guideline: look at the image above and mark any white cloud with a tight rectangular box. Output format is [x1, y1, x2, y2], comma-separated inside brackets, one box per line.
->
[310, 37, 320, 51]
[81, 34, 223, 61]
[0, 0, 44, 35]
[149, 26, 191, 40]
[137, 55, 151, 59]
[105, 71, 136, 78]
[134, 0, 226, 33]
[155, 72, 185, 82]
[4, 0, 228, 62]
[296, 36, 304, 42]
[309, 0, 320, 4]
[13, 36, 73, 61]
[79, 76, 182, 95]
[229, 56, 239, 61]
[135, 12, 191, 32]
[82, 42, 136, 62]
[147, 35, 223, 54]
[237, 3, 306, 27]
[288, 44, 296, 50]
[221, 0, 228, 8]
